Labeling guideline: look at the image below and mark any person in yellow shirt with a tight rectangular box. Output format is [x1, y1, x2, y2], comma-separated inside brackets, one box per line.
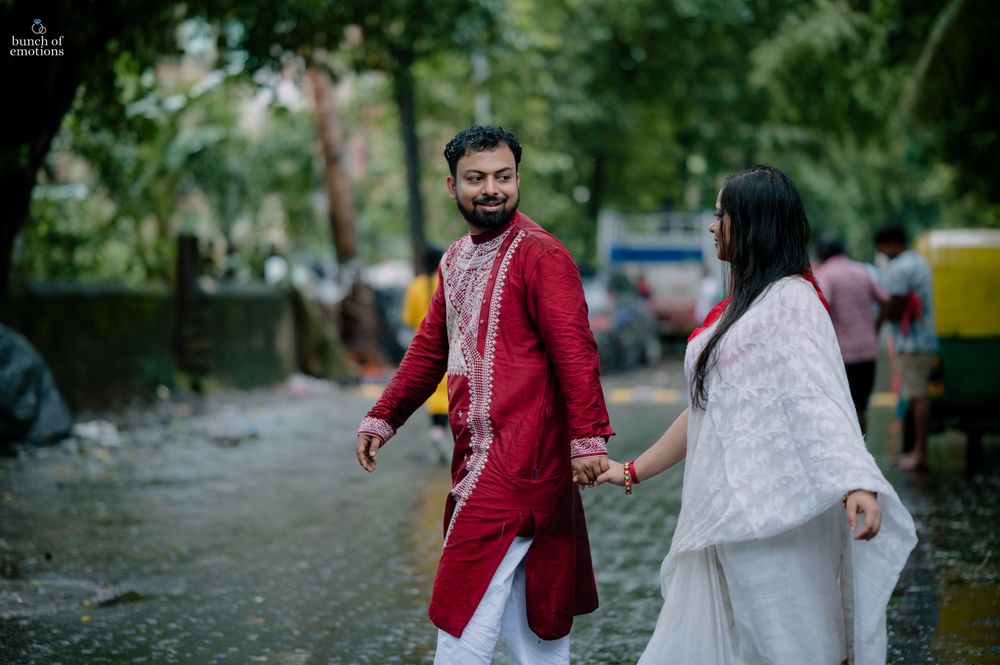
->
[402, 245, 450, 463]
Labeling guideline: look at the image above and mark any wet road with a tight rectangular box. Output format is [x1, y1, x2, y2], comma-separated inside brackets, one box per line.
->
[1, 364, 997, 664]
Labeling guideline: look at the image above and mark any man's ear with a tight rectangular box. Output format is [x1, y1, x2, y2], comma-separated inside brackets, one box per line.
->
[446, 176, 456, 198]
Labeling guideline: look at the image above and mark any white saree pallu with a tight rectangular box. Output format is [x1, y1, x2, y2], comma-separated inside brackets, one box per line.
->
[639, 276, 917, 665]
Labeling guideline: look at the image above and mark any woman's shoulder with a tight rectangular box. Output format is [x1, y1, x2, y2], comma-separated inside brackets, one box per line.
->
[766, 275, 825, 311]
[736, 276, 827, 335]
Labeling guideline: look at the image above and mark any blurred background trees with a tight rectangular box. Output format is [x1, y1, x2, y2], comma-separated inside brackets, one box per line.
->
[4, 0, 998, 289]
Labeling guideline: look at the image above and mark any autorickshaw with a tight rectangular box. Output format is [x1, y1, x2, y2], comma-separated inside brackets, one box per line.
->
[910, 228, 1000, 464]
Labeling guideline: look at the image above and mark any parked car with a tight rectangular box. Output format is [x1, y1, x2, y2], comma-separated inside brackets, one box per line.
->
[581, 269, 662, 372]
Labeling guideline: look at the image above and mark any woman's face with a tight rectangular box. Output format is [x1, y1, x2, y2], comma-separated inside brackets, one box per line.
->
[710, 189, 732, 261]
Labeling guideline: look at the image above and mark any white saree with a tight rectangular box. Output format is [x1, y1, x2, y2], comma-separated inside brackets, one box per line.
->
[639, 276, 917, 665]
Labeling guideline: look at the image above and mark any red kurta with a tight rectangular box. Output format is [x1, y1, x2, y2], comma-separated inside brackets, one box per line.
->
[358, 211, 614, 640]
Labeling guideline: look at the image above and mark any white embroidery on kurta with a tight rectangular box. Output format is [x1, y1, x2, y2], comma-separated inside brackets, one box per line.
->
[357, 416, 396, 443]
[570, 436, 608, 459]
[443, 231, 508, 377]
[443, 229, 525, 546]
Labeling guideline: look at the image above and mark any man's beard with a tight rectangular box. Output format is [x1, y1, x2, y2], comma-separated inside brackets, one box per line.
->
[456, 191, 520, 230]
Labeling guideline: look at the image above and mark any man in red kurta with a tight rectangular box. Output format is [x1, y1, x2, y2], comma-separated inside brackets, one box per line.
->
[356, 125, 613, 663]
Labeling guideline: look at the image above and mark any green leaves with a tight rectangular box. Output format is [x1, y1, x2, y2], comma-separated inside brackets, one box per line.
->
[16, 0, 998, 288]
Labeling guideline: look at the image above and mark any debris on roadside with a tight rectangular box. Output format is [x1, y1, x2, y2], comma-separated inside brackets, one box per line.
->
[72, 421, 123, 448]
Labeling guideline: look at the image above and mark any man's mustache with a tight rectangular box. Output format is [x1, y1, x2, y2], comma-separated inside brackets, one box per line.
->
[474, 197, 507, 205]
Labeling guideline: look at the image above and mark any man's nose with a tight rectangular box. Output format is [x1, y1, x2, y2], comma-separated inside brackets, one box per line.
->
[482, 176, 499, 196]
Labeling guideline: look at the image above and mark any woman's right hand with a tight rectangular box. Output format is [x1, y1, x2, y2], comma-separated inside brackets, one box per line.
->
[593, 459, 626, 487]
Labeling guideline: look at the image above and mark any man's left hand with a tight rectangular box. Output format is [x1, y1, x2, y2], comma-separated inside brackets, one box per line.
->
[572, 455, 609, 487]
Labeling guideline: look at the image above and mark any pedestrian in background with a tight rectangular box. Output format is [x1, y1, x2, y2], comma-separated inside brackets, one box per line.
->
[401, 244, 450, 463]
[815, 231, 889, 435]
[594, 165, 916, 664]
[356, 125, 613, 664]
[874, 223, 938, 471]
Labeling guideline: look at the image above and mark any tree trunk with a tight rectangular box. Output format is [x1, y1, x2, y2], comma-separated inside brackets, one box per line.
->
[586, 148, 608, 260]
[308, 61, 358, 265]
[0, 1, 157, 297]
[391, 61, 427, 276]
[0, 3, 91, 296]
[173, 234, 208, 392]
[307, 58, 384, 367]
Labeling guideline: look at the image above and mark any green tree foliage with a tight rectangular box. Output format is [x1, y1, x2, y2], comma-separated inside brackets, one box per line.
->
[1, 0, 206, 293]
[19, 50, 324, 285]
[748, 0, 999, 256]
[451, 0, 804, 257]
[901, 0, 1000, 225]
[214, 0, 502, 271]
[9, 0, 998, 287]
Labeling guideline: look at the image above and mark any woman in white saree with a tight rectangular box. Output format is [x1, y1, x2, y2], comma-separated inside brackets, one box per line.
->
[594, 166, 917, 664]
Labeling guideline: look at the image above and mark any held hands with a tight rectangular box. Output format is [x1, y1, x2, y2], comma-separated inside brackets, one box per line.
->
[572, 455, 609, 488]
[574, 458, 627, 488]
[356, 434, 384, 472]
[844, 490, 882, 540]
[592, 459, 626, 487]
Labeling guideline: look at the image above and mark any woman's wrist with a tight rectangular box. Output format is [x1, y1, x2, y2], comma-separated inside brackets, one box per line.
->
[627, 460, 639, 484]
[843, 488, 878, 505]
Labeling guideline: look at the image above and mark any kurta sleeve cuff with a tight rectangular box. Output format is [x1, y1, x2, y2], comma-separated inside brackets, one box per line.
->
[358, 416, 396, 444]
[570, 436, 608, 459]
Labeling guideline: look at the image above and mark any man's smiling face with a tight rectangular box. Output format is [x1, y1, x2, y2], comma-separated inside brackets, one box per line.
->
[447, 146, 521, 231]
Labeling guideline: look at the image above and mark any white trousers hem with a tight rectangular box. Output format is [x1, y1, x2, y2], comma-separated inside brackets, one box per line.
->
[433, 536, 570, 665]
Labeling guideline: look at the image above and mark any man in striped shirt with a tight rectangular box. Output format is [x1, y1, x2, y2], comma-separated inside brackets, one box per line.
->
[815, 232, 889, 435]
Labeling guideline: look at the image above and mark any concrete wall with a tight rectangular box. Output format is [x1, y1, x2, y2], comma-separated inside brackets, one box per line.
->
[1, 284, 298, 409]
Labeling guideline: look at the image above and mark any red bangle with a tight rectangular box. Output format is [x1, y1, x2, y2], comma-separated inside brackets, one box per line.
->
[628, 460, 639, 484]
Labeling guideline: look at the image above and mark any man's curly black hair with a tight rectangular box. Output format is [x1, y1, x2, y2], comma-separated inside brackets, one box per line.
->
[443, 125, 522, 177]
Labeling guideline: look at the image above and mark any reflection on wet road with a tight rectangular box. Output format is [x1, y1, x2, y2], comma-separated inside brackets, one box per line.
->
[0, 365, 997, 663]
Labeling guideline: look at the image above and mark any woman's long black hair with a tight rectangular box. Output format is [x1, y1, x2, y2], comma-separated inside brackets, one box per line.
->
[691, 165, 812, 409]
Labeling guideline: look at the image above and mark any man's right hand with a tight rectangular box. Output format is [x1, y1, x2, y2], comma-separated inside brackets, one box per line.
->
[357, 434, 383, 472]
[571, 455, 609, 487]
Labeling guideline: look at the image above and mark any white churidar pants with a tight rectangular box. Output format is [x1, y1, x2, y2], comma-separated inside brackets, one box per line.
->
[434, 536, 570, 664]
